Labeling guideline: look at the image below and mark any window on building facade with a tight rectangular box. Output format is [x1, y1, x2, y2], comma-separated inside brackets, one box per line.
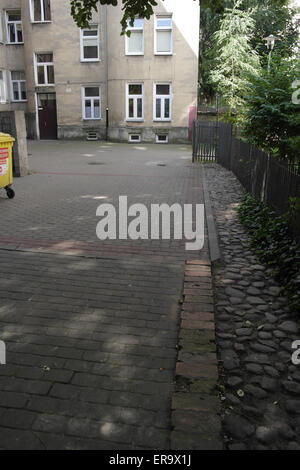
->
[6, 10, 23, 44]
[30, 0, 51, 22]
[125, 19, 144, 55]
[154, 83, 172, 121]
[82, 87, 101, 120]
[80, 27, 100, 61]
[126, 84, 144, 121]
[35, 53, 54, 85]
[0, 71, 7, 103]
[155, 16, 172, 54]
[0, 12, 3, 42]
[10, 71, 27, 101]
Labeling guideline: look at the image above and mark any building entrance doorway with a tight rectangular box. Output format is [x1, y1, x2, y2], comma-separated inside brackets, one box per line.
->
[37, 93, 57, 139]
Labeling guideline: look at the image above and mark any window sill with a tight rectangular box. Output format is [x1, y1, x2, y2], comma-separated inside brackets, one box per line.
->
[154, 53, 173, 56]
[82, 118, 102, 121]
[125, 53, 144, 56]
[11, 100, 27, 103]
[35, 84, 55, 87]
[6, 42, 24, 46]
[153, 119, 172, 122]
[126, 119, 144, 122]
[80, 59, 101, 63]
[31, 21, 52, 24]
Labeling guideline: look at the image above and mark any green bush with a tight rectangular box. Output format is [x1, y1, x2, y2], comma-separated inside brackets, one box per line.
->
[242, 57, 300, 161]
[237, 194, 300, 314]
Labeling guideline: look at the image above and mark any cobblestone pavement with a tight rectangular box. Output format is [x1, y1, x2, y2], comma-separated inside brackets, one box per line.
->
[0, 141, 210, 450]
[205, 164, 300, 451]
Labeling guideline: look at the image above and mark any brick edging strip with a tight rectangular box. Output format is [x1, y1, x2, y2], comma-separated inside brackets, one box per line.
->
[202, 165, 221, 263]
[170, 260, 223, 450]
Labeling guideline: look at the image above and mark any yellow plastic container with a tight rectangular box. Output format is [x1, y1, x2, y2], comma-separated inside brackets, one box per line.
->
[0, 133, 15, 199]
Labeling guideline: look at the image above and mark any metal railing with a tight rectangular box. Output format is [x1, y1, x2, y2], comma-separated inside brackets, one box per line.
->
[193, 120, 300, 239]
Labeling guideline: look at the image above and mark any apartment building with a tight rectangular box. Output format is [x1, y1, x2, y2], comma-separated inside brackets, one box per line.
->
[0, 0, 200, 143]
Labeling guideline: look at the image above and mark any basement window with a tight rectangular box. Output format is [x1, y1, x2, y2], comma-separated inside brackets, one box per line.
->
[86, 131, 98, 141]
[156, 134, 168, 144]
[128, 134, 141, 143]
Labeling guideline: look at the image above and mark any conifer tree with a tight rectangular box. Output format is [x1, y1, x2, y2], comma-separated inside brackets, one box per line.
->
[209, 0, 260, 111]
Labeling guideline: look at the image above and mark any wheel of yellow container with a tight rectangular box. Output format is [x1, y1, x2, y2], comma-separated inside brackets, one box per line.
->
[6, 188, 15, 199]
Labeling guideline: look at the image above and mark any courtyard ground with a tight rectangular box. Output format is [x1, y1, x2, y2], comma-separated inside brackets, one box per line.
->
[1, 141, 298, 451]
[0, 141, 218, 450]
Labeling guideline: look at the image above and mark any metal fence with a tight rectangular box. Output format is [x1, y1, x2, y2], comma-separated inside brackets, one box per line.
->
[193, 120, 300, 239]
[192, 120, 218, 162]
[217, 122, 300, 239]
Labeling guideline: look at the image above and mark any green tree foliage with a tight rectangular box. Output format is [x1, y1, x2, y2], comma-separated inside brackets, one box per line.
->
[199, 0, 299, 103]
[246, 0, 300, 63]
[70, 0, 158, 35]
[209, 1, 260, 111]
[242, 56, 300, 161]
[238, 194, 300, 314]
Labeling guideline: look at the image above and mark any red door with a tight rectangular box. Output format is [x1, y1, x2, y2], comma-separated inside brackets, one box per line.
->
[38, 93, 57, 139]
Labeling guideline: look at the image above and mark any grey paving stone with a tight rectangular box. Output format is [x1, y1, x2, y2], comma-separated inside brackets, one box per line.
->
[223, 414, 255, 439]
[0, 142, 210, 449]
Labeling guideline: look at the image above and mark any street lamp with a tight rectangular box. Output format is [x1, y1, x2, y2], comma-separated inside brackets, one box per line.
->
[264, 34, 280, 72]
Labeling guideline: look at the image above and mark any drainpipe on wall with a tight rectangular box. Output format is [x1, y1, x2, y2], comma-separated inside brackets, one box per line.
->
[104, 4, 109, 141]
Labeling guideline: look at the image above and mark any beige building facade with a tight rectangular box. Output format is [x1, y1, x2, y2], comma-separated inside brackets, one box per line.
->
[0, 0, 200, 143]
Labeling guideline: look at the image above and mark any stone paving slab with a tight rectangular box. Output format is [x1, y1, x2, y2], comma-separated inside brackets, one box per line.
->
[0, 249, 183, 449]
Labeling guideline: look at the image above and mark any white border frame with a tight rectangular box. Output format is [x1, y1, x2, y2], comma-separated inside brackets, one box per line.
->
[154, 14, 173, 55]
[125, 19, 144, 56]
[153, 82, 172, 122]
[10, 71, 27, 102]
[80, 25, 100, 62]
[126, 83, 144, 122]
[81, 85, 101, 120]
[29, 0, 52, 23]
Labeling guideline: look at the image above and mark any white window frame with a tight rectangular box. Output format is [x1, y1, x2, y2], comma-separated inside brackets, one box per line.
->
[80, 26, 100, 62]
[6, 10, 23, 44]
[154, 15, 173, 55]
[10, 71, 27, 102]
[125, 19, 144, 56]
[0, 12, 4, 43]
[156, 134, 168, 144]
[34, 53, 55, 86]
[29, 0, 52, 23]
[126, 83, 144, 122]
[128, 134, 141, 143]
[82, 86, 101, 120]
[153, 83, 172, 122]
[0, 70, 7, 103]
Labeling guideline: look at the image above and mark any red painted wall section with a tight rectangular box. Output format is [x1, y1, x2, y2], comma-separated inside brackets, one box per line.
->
[188, 105, 197, 141]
